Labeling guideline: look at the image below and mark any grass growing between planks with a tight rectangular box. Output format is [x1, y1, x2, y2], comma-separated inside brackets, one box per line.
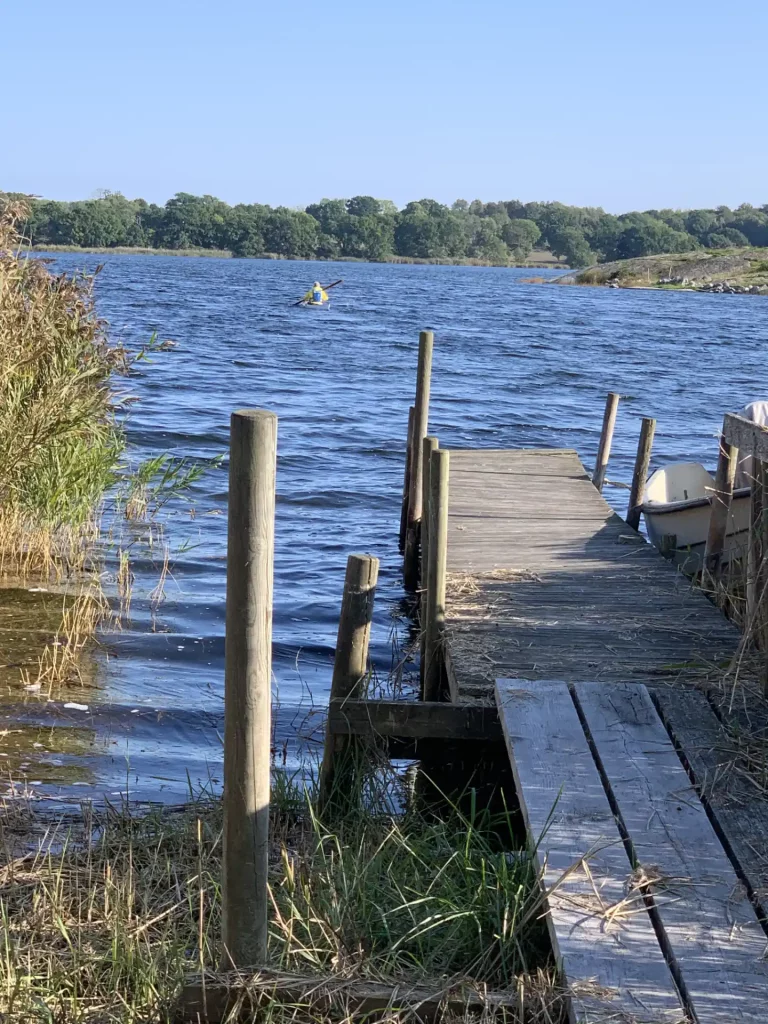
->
[0, 775, 561, 1023]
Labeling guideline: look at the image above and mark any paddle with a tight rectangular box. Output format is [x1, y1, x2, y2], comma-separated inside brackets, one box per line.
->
[292, 279, 343, 306]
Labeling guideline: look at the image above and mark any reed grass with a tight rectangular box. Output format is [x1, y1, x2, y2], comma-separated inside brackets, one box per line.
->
[0, 775, 561, 1023]
[0, 197, 128, 543]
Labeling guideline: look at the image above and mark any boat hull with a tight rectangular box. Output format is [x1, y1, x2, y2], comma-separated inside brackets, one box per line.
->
[642, 488, 750, 573]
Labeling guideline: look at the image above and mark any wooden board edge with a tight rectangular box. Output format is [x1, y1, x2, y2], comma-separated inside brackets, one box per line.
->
[177, 974, 527, 1023]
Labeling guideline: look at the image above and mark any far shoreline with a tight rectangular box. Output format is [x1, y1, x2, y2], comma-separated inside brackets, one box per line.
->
[30, 243, 567, 271]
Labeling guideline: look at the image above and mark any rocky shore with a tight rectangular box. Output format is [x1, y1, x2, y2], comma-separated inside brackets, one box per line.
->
[556, 247, 768, 294]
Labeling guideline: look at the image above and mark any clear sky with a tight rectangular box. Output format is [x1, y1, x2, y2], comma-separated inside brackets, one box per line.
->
[2, 0, 766, 213]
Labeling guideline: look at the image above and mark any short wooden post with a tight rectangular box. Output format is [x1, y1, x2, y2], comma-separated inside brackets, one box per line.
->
[626, 417, 656, 531]
[420, 436, 439, 685]
[404, 331, 434, 590]
[221, 409, 277, 969]
[398, 406, 415, 552]
[423, 449, 449, 702]
[704, 436, 737, 575]
[592, 392, 620, 492]
[318, 553, 380, 812]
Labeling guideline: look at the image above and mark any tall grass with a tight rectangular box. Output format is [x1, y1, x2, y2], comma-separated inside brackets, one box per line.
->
[0, 195, 127, 573]
[0, 778, 559, 1023]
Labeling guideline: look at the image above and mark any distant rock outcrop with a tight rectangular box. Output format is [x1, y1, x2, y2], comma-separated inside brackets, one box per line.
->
[554, 248, 768, 294]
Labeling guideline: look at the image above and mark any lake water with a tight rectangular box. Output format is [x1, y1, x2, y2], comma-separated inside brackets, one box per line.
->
[3, 255, 767, 806]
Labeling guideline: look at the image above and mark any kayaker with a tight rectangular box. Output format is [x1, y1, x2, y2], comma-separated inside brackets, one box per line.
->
[302, 281, 328, 305]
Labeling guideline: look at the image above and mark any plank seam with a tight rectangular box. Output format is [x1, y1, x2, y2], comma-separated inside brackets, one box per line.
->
[568, 684, 696, 1024]
[649, 687, 768, 937]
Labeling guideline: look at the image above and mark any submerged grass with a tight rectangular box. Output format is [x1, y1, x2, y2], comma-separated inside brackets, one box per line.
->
[0, 777, 559, 1023]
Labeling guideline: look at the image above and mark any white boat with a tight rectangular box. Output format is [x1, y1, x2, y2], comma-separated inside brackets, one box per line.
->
[640, 462, 750, 573]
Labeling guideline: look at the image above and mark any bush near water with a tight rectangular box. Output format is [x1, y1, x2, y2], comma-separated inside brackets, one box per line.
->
[0, 197, 127, 561]
[13, 189, 768, 266]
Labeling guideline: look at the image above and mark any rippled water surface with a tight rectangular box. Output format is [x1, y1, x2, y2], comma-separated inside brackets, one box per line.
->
[3, 256, 767, 804]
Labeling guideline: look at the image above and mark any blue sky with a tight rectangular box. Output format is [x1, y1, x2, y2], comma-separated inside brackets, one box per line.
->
[2, 0, 766, 212]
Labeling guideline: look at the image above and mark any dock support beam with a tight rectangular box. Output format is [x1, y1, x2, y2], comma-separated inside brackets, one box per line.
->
[404, 331, 433, 590]
[398, 406, 415, 553]
[423, 448, 449, 701]
[221, 409, 277, 969]
[704, 436, 737, 575]
[626, 417, 656, 531]
[318, 553, 380, 813]
[592, 391, 620, 493]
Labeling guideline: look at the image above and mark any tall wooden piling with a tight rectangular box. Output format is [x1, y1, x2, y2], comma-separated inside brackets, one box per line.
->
[221, 409, 277, 969]
[404, 331, 434, 590]
[423, 449, 449, 702]
[592, 392, 620, 493]
[318, 553, 380, 812]
[626, 417, 656, 531]
[398, 406, 415, 553]
[420, 436, 439, 683]
[704, 436, 737, 574]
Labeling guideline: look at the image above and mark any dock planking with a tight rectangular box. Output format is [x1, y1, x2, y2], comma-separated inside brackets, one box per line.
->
[574, 682, 768, 1023]
[444, 449, 738, 699]
[496, 679, 768, 1024]
[495, 679, 686, 1024]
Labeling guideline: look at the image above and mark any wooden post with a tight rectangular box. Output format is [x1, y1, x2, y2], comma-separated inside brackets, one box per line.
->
[420, 436, 439, 686]
[704, 436, 737, 575]
[221, 409, 277, 969]
[592, 392, 620, 492]
[423, 449, 449, 702]
[404, 331, 434, 590]
[318, 553, 380, 812]
[626, 417, 656, 531]
[398, 406, 415, 553]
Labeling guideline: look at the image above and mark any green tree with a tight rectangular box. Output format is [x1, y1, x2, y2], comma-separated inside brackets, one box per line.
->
[502, 219, 541, 260]
[468, 220, 508, 263]
[262, 208, 318, 257]
[550, 227, 595, 267]
[615, 218, 698, 259]
[346, 195, 381, 218]
[394, 201, 466, 259]
[705, 228, 749, 248]
[224, 204, 267, 257]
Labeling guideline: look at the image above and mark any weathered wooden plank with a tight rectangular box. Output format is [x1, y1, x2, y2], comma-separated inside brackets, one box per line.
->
[445, 450, 737, 696]
[328, 698, 501, 740]
[495, 679, 685, 1024]
[575, 682, 768, 1023]
[178, 971, 525, 1023]
[723, 412, 768, 461]
[652, 686, 768, 917]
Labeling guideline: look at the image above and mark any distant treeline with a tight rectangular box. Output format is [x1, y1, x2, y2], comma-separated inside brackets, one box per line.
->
[12, 190, 768, 267]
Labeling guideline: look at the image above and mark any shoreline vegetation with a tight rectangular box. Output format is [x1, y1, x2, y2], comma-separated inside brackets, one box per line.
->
[7, 188, 768, 270]
[30, 241, 565, 269]
[0, 768, 561, 1023]
[556, 246, 768, 293]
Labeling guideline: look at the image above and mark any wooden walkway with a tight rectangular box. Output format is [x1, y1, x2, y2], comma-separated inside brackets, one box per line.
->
[444, 448, 738, 698]
[442, 448, 768, 1021]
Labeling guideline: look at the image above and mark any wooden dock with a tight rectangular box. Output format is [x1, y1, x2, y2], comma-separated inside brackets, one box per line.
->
[438, 446, 768, 1022]
[444, 448, 738, 699]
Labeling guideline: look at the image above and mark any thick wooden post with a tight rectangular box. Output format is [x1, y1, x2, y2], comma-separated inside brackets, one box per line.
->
[704, 436, 737, 575]
[318, 553, 380, 812]
[592, 392, 620, 492]
[221, 409, 277, 969]
[404, 331, 434, 590]
[423, 449, 449, 702]
[420, 436, 439, 685]
[626, 417, 656, 531]
[398, 406, 415, 552]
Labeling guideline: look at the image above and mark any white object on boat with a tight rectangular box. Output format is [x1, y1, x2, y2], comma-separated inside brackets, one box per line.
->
[640, 462, 750, 572]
